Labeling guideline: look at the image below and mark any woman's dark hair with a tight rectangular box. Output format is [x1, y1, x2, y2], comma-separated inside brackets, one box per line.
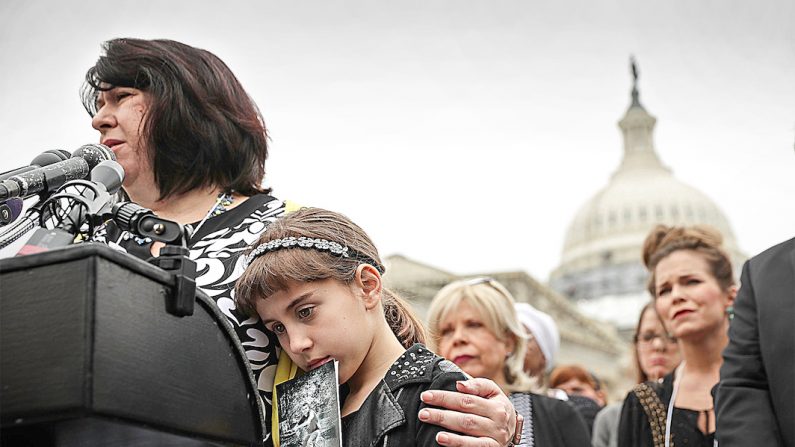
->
[82, 38, 270, 199]
[549, 364, 599, 391]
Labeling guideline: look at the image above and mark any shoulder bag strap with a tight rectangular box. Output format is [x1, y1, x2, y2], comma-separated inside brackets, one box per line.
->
[632, 382, 672, 447]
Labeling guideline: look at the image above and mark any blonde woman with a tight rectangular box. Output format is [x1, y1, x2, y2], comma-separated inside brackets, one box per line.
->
[428, 278, 589, 447]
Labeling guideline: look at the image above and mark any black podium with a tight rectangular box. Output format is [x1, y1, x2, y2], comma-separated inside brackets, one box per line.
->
[0, 244, 267, 446]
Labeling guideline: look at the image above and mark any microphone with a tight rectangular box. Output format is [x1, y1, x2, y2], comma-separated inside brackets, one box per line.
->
[0, 198, 24, 226]
[0, 144, 115, 201]
[89, 159, 125, 195]
[32, 149, 73, 165]
[0, 149, 72, 181]
[72, 143, 116, 169]
[38, 160, 125, 234]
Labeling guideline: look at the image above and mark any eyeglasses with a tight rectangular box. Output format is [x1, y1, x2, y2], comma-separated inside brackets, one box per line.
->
[463, 276, 498, 286]
[462, 277, 514, 298]
[634, 332, 677, 347]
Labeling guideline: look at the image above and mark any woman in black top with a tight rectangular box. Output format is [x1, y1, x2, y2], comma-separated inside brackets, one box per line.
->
[618, 225, 737, 447]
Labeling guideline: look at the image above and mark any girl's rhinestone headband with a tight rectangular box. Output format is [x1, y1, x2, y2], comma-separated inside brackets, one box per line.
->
[242, 236, 384, 274]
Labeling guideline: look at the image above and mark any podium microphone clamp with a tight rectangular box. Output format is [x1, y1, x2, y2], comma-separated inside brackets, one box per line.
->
[150, 238, 197, 317]
[112, 202, 197, 316]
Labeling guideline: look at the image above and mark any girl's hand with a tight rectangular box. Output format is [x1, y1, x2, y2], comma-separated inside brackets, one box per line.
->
[418, 378, 518, 447]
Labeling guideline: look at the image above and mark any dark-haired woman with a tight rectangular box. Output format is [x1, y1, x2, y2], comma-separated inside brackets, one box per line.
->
[85, 42, 290, 427]
[592, 303, 681, 447]
[618, 225, 736, 447]
[84, 38, 519, 447]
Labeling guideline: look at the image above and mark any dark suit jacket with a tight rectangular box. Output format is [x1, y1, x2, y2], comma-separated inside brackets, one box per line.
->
[715, 237, 795, 447]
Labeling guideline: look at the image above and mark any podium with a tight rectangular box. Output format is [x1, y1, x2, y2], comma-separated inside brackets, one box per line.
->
[0, 244, 267, 446]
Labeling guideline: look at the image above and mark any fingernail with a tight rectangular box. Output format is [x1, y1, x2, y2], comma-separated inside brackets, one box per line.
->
[456, 380, 468, 390]
[437, 433, 450, 445]
[421, 391, 433, 401]
[419, 409, 430, 421]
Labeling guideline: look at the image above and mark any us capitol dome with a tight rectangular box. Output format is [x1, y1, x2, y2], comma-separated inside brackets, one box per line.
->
[549, 61, 745, 333]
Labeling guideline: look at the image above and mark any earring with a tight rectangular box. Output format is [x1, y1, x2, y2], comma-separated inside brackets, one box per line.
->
[726, 305, 735, 321]
[503, 362, 515, 384]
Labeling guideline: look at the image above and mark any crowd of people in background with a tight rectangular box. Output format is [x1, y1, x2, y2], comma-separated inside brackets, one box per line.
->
[418, 222, 792, 447]
[11, 36, 792, 447]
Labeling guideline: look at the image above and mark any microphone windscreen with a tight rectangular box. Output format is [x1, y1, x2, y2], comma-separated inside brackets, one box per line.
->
[90, 160, 125, 194]
[0, 198, 24, 225]
[30, 149, 71, 166]
[72, 143, 115, 169]
[52, 149, 72, 160]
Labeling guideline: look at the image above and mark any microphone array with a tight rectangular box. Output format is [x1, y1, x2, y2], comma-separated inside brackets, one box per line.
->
[0, 149, 71, 181]
[1, 143, 186, 256]
[0, 149, 72, 226]
[38, 159, 125, 235]
[0, 144, 115, 201]
[0, 144, 120, 251]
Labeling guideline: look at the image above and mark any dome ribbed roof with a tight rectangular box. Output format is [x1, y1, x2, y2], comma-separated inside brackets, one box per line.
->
[560, 167, 737, 270]
[552, 75, 741, 286]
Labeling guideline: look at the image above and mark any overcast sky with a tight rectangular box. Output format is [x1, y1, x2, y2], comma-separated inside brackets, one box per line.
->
[1, 0, 793, 281]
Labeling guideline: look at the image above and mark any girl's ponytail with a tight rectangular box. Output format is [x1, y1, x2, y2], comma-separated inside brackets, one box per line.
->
[382, 288, 426, 348]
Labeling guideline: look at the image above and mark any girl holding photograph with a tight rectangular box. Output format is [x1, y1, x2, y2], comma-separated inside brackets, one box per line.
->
[235, 207, 475, 447]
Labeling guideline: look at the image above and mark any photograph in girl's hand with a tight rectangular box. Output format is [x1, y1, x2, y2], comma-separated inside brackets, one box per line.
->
[277, 360, 341, 447]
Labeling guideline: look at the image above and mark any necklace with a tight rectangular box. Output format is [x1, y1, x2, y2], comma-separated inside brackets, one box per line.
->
[188, 191, 234, 239]
[665, 362, 684, 447]
[666, 362, 719, 447]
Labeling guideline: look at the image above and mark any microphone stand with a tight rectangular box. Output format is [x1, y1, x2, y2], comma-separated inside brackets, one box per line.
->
[110, 201, 197, 317]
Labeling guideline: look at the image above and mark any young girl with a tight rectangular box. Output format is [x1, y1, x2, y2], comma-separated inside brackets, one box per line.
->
[235, 207, 468, 447]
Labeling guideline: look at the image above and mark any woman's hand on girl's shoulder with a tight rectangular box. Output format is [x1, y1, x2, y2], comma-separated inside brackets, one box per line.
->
[418, 378, 517, 447]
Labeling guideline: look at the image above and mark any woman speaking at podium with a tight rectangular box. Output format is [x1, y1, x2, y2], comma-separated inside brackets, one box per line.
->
[82, 38, 519, 447]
